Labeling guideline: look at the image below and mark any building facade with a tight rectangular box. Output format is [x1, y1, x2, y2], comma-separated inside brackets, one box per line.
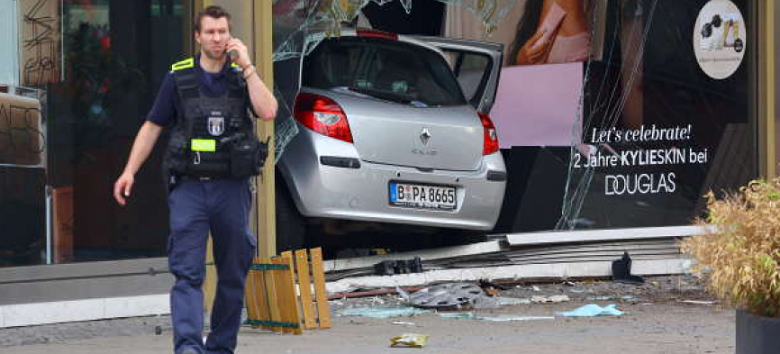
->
[0, 0, 776, 327]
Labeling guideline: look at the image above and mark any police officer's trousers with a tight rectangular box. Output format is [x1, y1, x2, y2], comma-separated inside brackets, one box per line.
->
[167, 178, 256, 354]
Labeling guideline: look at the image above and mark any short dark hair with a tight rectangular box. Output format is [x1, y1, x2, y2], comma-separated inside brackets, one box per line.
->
[194, 5, 231, 33]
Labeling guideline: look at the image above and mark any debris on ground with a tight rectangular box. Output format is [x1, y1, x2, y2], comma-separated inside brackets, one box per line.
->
[584, 295, 634, 302]
[390, 333, 429, 348]
[612, 252, 645, 285]
[405, 282, 531, 310]
[373, 257, 423, 276]
[531, 295, 570, 303]
[479, 279, 510, 297]
[391, 321, 418, 327]
[439, 313, 554, 322]
[472, 296, 530, 309]
[557, 304, 624, 317]
[338, 306, 431, 318]
[678, 300, 717, 305]
[408, 283, 483, 309]
[328, 286, 426, 300]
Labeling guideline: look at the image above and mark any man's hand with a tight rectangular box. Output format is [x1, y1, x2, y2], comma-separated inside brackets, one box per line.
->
[227, 37, 252, 70]
[112, 121, 163, 206]
[114, 172, 135, 206]
[229, 37, 278, 120]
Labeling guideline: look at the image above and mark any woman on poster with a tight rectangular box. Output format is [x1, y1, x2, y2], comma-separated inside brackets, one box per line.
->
[509, 0, 591, 65]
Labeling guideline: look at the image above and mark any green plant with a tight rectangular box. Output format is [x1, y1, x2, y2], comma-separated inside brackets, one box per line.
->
[681, 178, 780, 317]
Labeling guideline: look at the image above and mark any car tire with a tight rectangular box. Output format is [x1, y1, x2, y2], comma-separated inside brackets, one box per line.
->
[275, 180, 306, 252]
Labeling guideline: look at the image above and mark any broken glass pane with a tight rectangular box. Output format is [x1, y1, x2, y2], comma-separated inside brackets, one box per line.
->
[561, 0, 755, 230]
[272, 0, 517, 162]
[272, 0, 757, 232]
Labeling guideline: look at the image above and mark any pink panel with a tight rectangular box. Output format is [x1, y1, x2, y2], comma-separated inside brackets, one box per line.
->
[491, 63, 583, 147]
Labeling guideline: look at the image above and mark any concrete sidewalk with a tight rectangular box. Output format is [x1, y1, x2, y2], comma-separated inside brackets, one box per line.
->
[1, 301, 735, 354]
[1, 276, 736, 353]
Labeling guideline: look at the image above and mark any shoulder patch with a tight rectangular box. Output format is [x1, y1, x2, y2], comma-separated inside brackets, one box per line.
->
[171, 57, 195, 71]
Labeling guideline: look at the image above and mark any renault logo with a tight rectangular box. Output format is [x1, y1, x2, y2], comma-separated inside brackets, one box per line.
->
[420, 128, 431, 145]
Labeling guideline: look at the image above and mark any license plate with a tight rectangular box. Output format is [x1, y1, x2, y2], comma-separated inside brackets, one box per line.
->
[389, 182, 456, 210]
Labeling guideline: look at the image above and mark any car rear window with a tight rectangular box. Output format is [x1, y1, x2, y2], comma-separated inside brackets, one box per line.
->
[302, 37, 467, 107]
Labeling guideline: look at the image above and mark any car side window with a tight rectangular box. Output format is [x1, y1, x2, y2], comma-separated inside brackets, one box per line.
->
[442, 50, 491, 108]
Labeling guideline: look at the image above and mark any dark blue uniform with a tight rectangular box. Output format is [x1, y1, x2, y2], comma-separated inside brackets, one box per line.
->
[149, 58, 256, 354]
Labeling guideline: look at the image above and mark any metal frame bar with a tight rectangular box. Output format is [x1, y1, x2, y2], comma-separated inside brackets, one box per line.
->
[0, 257, 168, 284]
[759, 0, 776, 178]
[254, 0, 276, 258]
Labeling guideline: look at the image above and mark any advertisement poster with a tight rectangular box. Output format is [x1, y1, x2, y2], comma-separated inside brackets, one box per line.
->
[567, 0, 753, 228]
[693, 0, 746, 80]
[444, 0, 754, 230]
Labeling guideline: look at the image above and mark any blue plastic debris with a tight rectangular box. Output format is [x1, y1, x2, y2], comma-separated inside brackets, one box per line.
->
[557, 304, 624, 317]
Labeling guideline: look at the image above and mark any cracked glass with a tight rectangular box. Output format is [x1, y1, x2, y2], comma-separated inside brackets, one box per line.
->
[272, 0, 757, 232]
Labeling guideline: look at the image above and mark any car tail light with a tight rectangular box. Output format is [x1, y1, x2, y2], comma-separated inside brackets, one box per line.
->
[294, 92, 353, 143]
[356, 29, 398, 41]
[479, 112, 499, 155]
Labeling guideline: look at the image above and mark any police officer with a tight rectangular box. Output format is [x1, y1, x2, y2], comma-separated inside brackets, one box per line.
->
[113, 5, 277, 354]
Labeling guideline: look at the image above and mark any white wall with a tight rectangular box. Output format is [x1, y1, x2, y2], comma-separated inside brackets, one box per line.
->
[0, 0, 19, 85]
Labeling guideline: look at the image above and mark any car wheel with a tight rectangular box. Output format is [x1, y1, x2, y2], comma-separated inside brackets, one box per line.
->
[275, 180, 306, 252]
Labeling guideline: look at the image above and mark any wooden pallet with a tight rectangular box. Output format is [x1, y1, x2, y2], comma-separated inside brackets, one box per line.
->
[244, 247, 331, 334]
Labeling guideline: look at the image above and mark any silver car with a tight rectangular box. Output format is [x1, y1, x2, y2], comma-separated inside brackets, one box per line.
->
[275, 29, 506, 250]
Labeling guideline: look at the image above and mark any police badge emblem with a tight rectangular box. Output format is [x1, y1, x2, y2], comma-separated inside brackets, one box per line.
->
[207, 116, 225, 136]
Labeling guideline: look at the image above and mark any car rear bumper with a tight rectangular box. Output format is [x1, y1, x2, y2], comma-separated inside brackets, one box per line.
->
[279, 129, 507, 230]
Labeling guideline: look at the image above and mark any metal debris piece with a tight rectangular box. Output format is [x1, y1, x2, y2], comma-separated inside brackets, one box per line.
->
[679, 300, 716, 305]
[440, 312, 554, 322]
[409, 282, 484, 309]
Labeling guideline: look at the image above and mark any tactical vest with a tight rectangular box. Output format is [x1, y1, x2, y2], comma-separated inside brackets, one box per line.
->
[163, 57, 257, 178]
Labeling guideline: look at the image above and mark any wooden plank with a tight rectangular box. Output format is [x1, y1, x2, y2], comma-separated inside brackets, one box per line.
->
[245, 257, 270, 330]
[271, 257, 290, 333]
[253, 0, 277, 259]
[295, 249, 316, 329]
[280, 252, 303, 334]
[264, 257, 282, 333]
[277, 252, 293, 334]
[310, 248, 331, 329]
[244, 259, 259, 325]
[254, 258, 272, 331]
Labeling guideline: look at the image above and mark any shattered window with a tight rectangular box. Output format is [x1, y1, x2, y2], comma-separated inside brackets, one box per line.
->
[272, 0, 757, 231]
